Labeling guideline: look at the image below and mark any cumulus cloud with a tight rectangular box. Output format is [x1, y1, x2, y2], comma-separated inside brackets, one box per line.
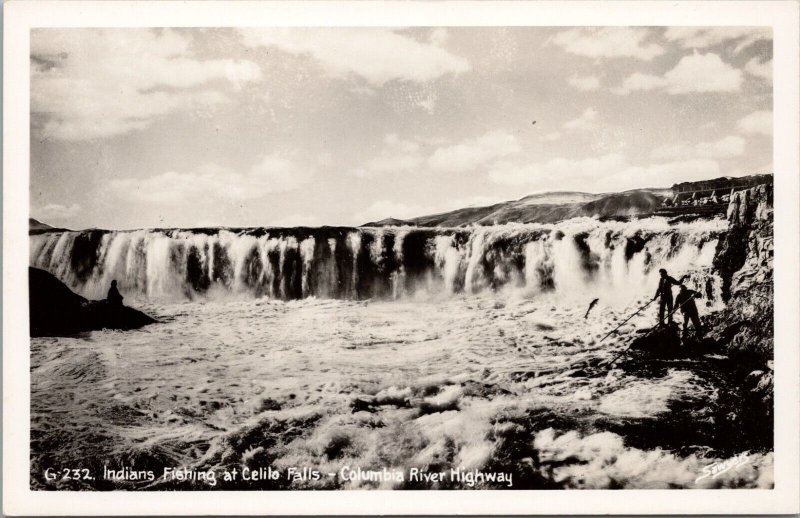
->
[737, 110, 772, 136]
[613, 52, 742, 95]
[107, 156, 311, 204]
[549, 28, 664, 61]
[488, 153, 720, 191]
[650, 135, 746, 160]
[427, 130, 520, 172]
[745, 57, 772, 81]
[663, 27, 771, 53]
[351, 134, 424, 178]
[562, 108, 597, 131]
[33, 203, 82, 223]
[662, 53, 742, 93]
[238, 28, 470, 87]
[567, 74, 600, 91]
[543, 132, 561, 142]
[31, 29, 261, 141]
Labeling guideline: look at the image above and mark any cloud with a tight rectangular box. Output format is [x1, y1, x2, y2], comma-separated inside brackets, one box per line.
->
[613, 52, 742, 95]
[238, 28, 469, 86]
[567, 74, 601, 91]
[489, 153, 626, 186]
[745, 57, 772, 81]
[353, 129, 521, 178]
[611, 73, 667, 95]
[488, 153, 720, 191]
[31, 29, 261, 141]
[663, 27, 770, 53]
[563, 108, 597, 131]
[614, 159, 721, 189]
[663, 53, 742, 93]
[650, 135, 746, 160]
[737, 110, 772, 136]
[427, 130, 520, 172]
[351, 134, 424, 178]
[687, 135, 746, 159]
[107, 156, 311, 204]
[549, 28, 664, 60]
[543, 132, 561, 142]
[33, 203, 82, 222]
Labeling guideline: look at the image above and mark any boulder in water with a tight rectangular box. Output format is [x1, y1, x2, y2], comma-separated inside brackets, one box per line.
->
[29, 267, 156, 337]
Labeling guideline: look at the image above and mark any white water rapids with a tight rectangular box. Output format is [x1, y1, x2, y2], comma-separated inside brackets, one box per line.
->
[29, 217, 773, 489]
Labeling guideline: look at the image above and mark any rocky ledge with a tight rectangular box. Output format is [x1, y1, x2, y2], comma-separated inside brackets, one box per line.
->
[30, 267, 157, 337]
[710, 184, 774, 362]
[708, 183, 774, 410]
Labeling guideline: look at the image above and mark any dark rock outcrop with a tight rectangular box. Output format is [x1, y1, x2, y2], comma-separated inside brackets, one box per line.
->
[672, 173, 773, 195]
[704, 184, 774, 411]
[709, 184, 773, 362]
[29, 267, 157, 337]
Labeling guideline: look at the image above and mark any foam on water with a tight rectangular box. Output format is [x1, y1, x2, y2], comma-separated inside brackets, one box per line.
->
[30, 289, 771, 490]
[533, 428, 773, 489]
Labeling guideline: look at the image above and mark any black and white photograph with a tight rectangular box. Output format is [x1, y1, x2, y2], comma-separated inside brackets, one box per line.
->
[4, 1, 800, 515]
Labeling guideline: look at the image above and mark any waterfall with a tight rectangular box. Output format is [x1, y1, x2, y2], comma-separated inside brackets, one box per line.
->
[29, 218, 728, 304]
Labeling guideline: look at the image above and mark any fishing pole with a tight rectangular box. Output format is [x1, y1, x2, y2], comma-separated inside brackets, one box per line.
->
[598, 297, 656, 343]
[604, 296, 698, 366]
[599, 269, 695, 344]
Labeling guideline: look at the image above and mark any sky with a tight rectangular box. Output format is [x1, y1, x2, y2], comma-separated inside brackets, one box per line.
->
[30, 27, 772, 229]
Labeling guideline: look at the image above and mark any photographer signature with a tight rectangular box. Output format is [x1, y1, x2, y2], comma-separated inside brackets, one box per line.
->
[695, 452, 750, 484]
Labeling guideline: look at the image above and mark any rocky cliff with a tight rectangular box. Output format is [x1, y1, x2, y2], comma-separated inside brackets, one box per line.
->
[706, 184, 774, 411]
[711, 184, 774, 359]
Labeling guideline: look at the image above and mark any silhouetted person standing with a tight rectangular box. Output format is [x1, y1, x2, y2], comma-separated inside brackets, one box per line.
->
[653, 268, 680, 326]
[675, 284, 703, 339]
[107, 279, 124, 306]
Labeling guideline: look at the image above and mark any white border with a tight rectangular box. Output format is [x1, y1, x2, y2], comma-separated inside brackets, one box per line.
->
[4, 1, 799, 515]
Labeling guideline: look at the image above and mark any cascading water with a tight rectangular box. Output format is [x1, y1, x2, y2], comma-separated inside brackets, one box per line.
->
[29, 217, 727, 305]
[31, 204, 775, 491]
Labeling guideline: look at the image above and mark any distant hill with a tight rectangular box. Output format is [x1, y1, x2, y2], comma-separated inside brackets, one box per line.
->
[29, 218, 53, 231]
[515, 191, 602, 206]
[361, 174, 771, 227]
[580, 191, 663, 217]
[29, 218, 69, 235]
[362, 189, 667, 227]
[365, 217, 413, 227]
